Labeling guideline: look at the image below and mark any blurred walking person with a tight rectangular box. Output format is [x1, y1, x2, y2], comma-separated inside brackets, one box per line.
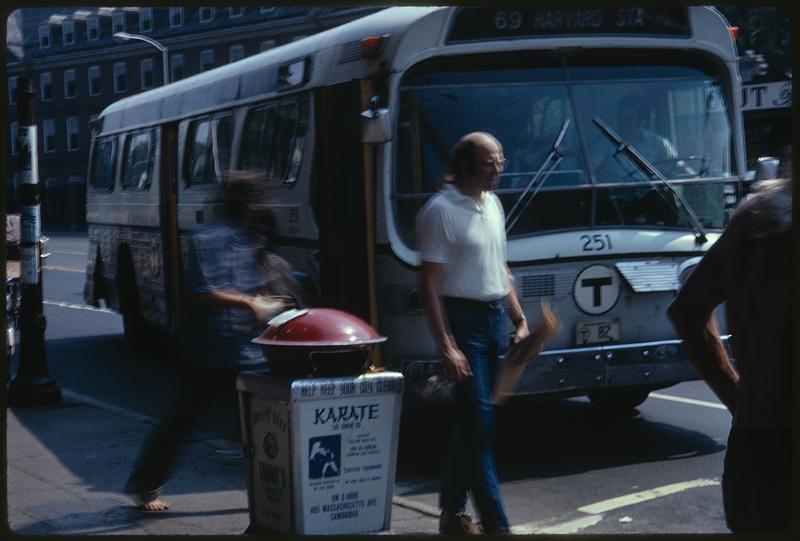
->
[124, 172, 295, 511]
[667, 175, 792, 533]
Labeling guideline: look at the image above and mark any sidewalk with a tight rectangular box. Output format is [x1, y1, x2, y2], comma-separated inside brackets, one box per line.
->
[6, 390, 439, 535]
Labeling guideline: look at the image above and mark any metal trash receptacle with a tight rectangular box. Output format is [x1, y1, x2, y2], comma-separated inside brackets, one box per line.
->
[237, 369, 404, 534]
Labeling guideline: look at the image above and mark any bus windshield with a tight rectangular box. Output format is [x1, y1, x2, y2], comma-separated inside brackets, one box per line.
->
[395, 55, 737, 247]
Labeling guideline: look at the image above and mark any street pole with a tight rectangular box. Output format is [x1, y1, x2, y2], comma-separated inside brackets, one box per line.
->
[113, 32, 169, 85]
[8, 77, 61, 406]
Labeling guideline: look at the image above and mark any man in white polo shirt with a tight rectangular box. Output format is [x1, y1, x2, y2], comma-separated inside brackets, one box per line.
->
[417, 131, 529, 534]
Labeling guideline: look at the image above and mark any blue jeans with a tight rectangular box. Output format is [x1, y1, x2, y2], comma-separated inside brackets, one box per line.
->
[439, 296, 510, 534]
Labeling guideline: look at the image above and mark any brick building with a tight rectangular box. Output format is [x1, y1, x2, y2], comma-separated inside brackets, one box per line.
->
[5, 6, 376, 226]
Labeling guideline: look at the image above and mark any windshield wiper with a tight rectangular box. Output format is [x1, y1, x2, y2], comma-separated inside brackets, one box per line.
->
[592, 116, 708, 244]
[505, 118, 570, 234]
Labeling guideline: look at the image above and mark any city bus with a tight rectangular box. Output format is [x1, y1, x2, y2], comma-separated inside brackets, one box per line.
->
[85, 5, 754, 409]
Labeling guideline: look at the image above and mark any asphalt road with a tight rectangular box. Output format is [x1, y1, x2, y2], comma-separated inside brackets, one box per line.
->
[15, 230, 733, 534]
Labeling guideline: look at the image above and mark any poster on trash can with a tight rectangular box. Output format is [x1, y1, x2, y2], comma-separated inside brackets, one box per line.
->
[249, 396, 292, 532]
[293, 376, 402, 534]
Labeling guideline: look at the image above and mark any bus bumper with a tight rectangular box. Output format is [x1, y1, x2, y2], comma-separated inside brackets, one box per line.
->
[398, 337, 730, 404]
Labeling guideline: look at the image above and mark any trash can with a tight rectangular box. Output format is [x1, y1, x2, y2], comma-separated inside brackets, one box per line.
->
[238, 308, 404, 535]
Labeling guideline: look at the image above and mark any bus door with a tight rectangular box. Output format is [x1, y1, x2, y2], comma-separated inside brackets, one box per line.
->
[313, 81, 374, 324]
[159, 121, 181, 332]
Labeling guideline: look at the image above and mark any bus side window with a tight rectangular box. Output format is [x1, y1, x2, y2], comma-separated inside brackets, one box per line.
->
[214, 116, 233, 179]
[120, 129, 156, 191]
[240, 102, 299, 183]
[90, 137, 117, 192]
[186, 119, 216, 186]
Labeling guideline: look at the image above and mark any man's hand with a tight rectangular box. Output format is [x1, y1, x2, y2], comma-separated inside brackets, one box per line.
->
[249, 295, 293, 323]
[441, 340, 472, 381]
[512, 319, 530, 345]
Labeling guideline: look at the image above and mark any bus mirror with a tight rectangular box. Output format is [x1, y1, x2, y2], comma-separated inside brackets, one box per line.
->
[360, 98, 392, 144]
[754, 156, 780, 181]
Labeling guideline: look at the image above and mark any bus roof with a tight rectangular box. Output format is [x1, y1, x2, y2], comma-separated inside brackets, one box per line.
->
[98, 6, 443, 133]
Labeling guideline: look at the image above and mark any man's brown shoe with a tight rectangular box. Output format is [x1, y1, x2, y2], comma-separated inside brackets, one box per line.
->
[439, 511, 482, 534]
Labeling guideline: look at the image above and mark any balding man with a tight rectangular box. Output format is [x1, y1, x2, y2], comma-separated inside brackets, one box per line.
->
[417, 132, 528, 534]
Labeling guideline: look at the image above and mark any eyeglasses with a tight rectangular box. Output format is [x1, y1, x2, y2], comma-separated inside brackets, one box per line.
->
[482, 158, 508, 171]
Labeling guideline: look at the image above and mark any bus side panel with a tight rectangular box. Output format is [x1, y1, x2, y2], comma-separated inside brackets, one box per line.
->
[313, 82, 371, 321]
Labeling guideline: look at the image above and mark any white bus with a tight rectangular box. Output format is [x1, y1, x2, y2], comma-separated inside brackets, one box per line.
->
[85, 5, 757, 409]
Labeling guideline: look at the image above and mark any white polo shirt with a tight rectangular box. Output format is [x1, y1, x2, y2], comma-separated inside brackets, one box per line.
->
[417, 184, 510, 301]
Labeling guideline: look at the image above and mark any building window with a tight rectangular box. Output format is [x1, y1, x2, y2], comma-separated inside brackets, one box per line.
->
[113, 11, 125, 33]
[88, 16, 99, 40]
[39, 25, 51, 48]
[88, 65, 101, 96]
[140, 58, 154, 89]
[43, 119, 56, 153]
[140, 8, 153, 32]
[63, 69, 77, 99]
[170, 54, 184, 81]
[199, 7, 215, 23]
[229, 7, 245, 18]
[66, 117, 79, 151]
[229, 45, 244, 63]
[8, 76, 17, 105]
[64, 21, 75, 44]
[260, 40, 276, 52]
[169, 7, 183, 27]
[114, 62, 127, 93]
[10, 122, 18, 156]
[40, 72, 53, 101]
[199, 49, 215, 72]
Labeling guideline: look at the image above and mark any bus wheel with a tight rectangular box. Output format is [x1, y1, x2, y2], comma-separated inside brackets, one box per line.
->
[117, 251, 149, 351]
[588, 390, 650, 412]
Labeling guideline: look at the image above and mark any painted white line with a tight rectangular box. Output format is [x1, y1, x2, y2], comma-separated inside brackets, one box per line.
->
[391, 495, 439, 517]
[43, 299, 117, 315]
[577, 479, 720, 515]
[51, 250, 86, 256]
[514, 514, 604, 535]
[650, 392, 728, 411]
[44, 264, 84, 273]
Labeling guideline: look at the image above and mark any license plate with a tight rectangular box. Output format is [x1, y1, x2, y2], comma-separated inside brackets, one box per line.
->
[575, 318, 619, 345]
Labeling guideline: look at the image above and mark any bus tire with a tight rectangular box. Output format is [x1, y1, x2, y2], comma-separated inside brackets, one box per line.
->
[117, 249, 149, 351]
[588, 390, 650, 412]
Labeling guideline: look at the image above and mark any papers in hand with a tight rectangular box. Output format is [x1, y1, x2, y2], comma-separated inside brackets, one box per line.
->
[493, 301, 560, 406]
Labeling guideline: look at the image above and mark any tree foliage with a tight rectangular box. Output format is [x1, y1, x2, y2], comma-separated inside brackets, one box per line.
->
[716, 6, 792, 81]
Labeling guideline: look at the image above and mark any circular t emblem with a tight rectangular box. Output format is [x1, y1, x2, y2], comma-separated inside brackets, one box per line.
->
[573, 264, 620, 315]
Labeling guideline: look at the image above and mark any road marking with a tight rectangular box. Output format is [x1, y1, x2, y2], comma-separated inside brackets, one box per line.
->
[514, 514, 604, 534]
[43, 300, 117, 315]
[577, 479, 720, 515]
[650, 392, 728, 411]
[44, 264, 84, 273]
[51, 250, 86, 256]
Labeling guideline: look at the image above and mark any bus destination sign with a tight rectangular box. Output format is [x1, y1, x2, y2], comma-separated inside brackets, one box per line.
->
[447, 6, 690, 43]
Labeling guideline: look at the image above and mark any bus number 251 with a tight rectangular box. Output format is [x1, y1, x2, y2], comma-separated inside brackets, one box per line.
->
[580, 233, 614, 251]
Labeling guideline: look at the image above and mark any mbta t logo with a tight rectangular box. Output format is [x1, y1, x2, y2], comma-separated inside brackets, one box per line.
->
[573, 265, 620, 315]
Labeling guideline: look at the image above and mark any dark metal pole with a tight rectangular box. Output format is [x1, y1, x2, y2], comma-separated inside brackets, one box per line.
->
[7, 77, 61, 406]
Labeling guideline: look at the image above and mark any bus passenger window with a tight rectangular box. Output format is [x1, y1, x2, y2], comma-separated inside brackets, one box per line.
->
[215, 117, 233, 177]
[241, 102, 299, 183]
[90, 138, 117, 192]
[120, 129, 155, 191]
[186, 119, 216, 186]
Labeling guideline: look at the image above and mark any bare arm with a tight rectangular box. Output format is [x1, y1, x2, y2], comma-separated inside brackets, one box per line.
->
[418, 261, 472, 381]
[505, 265, 530, 344]
[197, 290, 288, 323]
[667, 238, 739, 412]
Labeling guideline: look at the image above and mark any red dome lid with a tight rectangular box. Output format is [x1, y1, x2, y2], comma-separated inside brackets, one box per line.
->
[252, 308, 387, 348]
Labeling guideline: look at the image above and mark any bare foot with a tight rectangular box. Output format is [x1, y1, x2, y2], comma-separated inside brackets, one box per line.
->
[139, 498, 171, 512]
